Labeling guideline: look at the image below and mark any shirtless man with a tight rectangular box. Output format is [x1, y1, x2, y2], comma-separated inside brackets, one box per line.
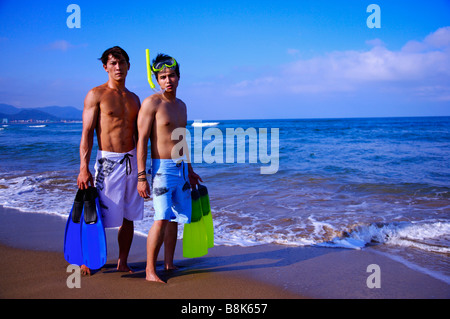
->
[137, 53, 202, 283]
[77, 46, 144, 275]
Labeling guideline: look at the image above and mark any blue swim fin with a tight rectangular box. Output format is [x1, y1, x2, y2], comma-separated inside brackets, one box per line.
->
[198, 184, 214, 248]
[64, 188, 85, 266]
[81, 187, 107, 269]
[183, 189, 208, 258]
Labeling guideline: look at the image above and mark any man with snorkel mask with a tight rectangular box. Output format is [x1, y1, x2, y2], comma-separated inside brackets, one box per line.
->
[137, 53, 202, 283]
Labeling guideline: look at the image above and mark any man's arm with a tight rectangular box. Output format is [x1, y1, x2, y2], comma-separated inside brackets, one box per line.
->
[180, 101, 203, 188]
[136, 96, 156, 198]
[183, 124, 203, 187]
[77, 89, 99, 190]
[132, 92, 141, 145]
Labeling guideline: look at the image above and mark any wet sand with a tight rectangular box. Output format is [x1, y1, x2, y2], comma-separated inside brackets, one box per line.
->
[0, 206, 448, 300]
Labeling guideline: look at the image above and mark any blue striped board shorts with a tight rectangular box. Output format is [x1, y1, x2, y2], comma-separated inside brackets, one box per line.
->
[151, 158, 192, 224]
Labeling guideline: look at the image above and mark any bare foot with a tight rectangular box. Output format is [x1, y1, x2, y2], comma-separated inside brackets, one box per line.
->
[117, 259, 134, 273]
[164, 264, 179, 271]
[146, 269, 165, 283]
[80, 265, 91, 276]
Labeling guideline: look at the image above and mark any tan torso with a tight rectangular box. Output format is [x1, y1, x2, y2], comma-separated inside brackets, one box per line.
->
[150, 95, 187, 159]
[94, 84, 140, 153]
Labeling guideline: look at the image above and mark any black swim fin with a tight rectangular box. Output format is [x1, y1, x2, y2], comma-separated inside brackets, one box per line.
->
[83, 188, 98, 224]
[64, 188, 85, 265]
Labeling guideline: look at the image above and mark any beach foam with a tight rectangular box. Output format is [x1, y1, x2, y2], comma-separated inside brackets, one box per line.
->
[1, 169, 449, 255]
[191, 122, 220, 127]
[318, 221, 450, 253]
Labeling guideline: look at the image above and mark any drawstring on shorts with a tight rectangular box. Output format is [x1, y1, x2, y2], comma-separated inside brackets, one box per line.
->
[120, 153, 133, 175]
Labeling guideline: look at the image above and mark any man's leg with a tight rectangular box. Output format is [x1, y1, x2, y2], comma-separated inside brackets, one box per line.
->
[146, 219, 168, 283]
[164, 222, 178, 270]
[117, 218, 134, 272]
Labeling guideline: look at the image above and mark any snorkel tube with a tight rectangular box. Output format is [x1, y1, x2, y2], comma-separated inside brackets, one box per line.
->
[145, 49, 159, 92]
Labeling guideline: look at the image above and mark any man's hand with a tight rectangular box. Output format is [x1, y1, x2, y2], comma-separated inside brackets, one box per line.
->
[77, 169, 93, 190]
[188, 170, 203, 189]
[137, 180, 151, 198]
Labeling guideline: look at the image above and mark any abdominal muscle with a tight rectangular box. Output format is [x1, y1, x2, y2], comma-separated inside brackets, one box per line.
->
[150, 129, 187, 160]
[97, 122, 137, 153]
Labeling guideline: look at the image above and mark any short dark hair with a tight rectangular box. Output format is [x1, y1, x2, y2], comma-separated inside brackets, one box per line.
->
[152, 53, 180, 79]
[98, 46, 130, 66]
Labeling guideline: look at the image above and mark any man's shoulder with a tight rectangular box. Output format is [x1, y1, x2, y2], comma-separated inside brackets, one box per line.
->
[174, 98, 187, 113]
[139, 94, 161, 115]
[129, 90, 140, 100]
[125, 89, 140, 105]
[87, 83, 108, 98]
[84, 84, 107, 107]
[92, 82, 109, 92]
[142, 94, 163, 107]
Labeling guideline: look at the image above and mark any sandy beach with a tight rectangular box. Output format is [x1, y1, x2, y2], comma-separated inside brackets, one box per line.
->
[0, 205, 448, 300]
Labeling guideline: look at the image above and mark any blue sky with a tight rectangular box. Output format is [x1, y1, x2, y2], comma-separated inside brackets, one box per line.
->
[0, 0, 449, 120]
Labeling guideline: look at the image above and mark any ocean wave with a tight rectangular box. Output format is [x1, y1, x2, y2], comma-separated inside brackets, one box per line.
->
[318, 221, 450, 253]
[2, 170, 448, 256]
[0, 172, 75, 216]
[206, 203, 450, 254]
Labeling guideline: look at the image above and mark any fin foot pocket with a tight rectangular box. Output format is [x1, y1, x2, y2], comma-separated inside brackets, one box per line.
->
[83, 187, 98, 224]
[72, 188, 85, 223]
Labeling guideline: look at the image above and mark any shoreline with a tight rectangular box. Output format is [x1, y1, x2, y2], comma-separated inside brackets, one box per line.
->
[0, 206, 448, 299]
[0, 205, 303, 299]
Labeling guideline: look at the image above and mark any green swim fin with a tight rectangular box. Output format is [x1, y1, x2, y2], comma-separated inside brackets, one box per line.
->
[183, 189, 208, 258]
[198, 184, 214, 248]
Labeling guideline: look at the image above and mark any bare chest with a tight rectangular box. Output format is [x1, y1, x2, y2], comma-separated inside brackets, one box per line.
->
[155, 102, 186, 130]
[100, 91, 139, 120]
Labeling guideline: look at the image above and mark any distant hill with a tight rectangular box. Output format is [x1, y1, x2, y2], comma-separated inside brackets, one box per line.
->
[0, 103, 82, 122]
[38, 106, 83, 120]
[0, 104, 20, 115]
[8, 109, 61, 121]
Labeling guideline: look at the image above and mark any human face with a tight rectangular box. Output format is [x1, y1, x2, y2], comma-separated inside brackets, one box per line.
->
[156, 67, 179, 93]
[103, 54, 130, 81]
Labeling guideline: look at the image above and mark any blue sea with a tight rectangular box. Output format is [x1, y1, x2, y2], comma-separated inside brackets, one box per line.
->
[0, 117, 449, 283]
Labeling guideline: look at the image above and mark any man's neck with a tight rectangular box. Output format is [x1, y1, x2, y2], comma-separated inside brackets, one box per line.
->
[107, 78, 126, 91]
[161, 89, 177, 102]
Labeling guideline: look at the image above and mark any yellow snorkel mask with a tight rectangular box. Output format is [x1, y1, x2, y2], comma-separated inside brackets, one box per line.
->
[152, 58, 177, 73]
